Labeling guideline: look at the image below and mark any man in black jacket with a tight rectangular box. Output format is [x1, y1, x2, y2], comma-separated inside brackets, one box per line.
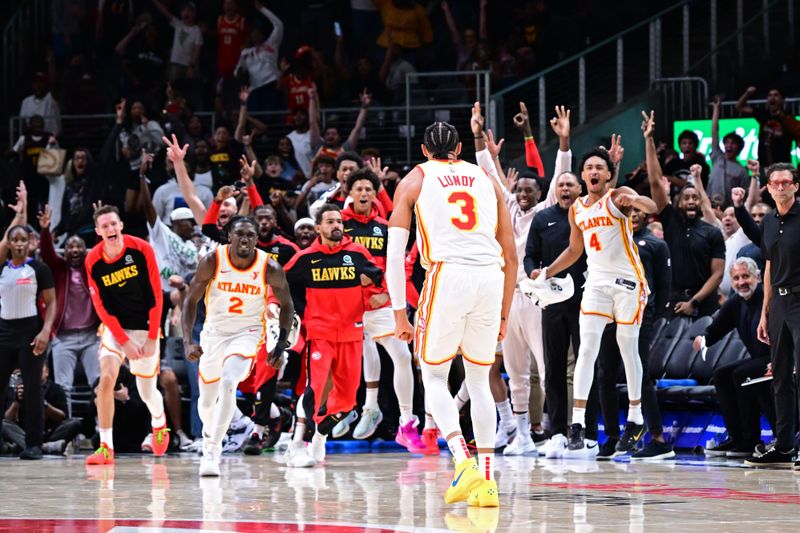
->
[596, 206, 673, 461]
[696, 258, 774, 458]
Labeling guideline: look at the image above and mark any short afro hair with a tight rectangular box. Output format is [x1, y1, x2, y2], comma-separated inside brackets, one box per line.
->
[579, 148, 616, 177]
[346, 167, 381, 192]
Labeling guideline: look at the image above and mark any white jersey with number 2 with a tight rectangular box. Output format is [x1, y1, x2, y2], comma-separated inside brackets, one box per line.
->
[414, 159, 502, 269]
[572, 189, 647, 291]
[204, 245, 270, 335]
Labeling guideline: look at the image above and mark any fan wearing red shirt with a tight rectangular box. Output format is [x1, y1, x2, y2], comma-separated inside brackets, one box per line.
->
[282, 204, 383, 467]
[84, 205, 168, 465]
[216, 0, 248, 79]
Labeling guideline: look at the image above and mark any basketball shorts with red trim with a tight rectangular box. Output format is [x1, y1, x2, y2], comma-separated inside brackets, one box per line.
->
[98, 325, 160, 378]
[415, 262, 503, 366]
[579, 280, 648, 327]
[198, 326, 262, 384]
[363, 306, 396, 340]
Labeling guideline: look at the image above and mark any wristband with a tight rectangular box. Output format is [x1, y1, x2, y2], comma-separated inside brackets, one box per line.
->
[524, 136, 533, 141]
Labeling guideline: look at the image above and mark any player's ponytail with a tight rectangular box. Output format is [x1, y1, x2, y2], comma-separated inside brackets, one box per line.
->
[423, 121, 460, 159]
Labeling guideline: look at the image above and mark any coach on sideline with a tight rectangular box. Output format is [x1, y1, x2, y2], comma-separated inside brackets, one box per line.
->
[748, 163, 800, 467]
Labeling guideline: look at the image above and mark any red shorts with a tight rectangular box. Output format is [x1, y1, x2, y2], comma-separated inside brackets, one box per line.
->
[238, 333, 307, 395]
[305, 339, 363, 425]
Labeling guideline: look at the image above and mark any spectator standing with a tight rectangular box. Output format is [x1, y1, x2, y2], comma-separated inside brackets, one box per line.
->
[209, 125, 242, 189]
[676, 129, 710, 187]
[151, 156, 214, 226]
[216, 0, 248, 110]
[373, 0, 433, 59]
[0, 215, 57, 460]
[11, 116, 52, 223]
[287, 109, 314, 179]
[699, 258, 774, 458]
[645, 111, 725, 318]
[748, 163, 800, 467]
[708, 97, 749, 208]
[736, 86, 800, 167]
[720, 205, 752, 296]
[309, 87, 371, 161]
[38, 207, 100, 392]
[441, 0, 487, 71]
[151, 0, 203, 83]
[19, 72, 61, 137]
[116, 20, 167, 113]
[235, 1, 283, 111]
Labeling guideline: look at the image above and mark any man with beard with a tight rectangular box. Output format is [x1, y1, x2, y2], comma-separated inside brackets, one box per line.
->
[596, 205, 673, 461]
[693, 258, 774, 458]
[38, 207, 100, 392]
[293, 218, 317, 249]
[282, 204, 383, 467]
[645, 111, 725, 318]
[181, 216, 294, 476]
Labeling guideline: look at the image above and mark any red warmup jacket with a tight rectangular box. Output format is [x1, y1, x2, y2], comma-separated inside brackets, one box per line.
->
[341, 204, 390, 310]
[283, 235, 383, 342]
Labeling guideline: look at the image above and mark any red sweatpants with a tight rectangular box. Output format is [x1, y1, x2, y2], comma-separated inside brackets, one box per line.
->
[306, 339, 363, 425]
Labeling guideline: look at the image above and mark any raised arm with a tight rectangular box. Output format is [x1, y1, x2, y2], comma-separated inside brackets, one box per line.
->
[643, 110, 668, 213]
[711, 95, 721, 149]
[610, 185, 657, 214]
[137, 152, 158, 226]
[233, 86, 250, 143]
[256, 0, 284, 49]
[308, 87, 321, 151]
[735, 86, 756, 116]
[689, 163, 720, 227]
[181, 251, 216, 361]
[38, 206, 65, 269]
[745, 159, 762, 211]
[606, 134, 624, 189]
[345, 90, 371, 150]
[163, 134, 207, 222]
[0, 181, 28, 260]
[440, 1, 461, 46]
[150, 0, 176, 22]
[514, 102, 544, 176]
[731, 186, 761, 244]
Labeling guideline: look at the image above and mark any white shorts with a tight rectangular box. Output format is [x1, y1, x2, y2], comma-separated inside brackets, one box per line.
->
[415, 262, 503, 366]
[98, 326, 160, 378]
[198, 327, 262, 384]
[363, 306, 396, 340]
[580, 281, 647, 326]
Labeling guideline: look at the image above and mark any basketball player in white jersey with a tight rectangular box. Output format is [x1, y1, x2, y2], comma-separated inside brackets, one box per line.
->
[182, 216, 295, 476]
[386, 121, 517, 508]
[530, 148, 657, 454]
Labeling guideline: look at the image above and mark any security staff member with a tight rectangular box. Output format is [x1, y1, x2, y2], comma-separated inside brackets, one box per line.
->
[525, 171, 599, 456]
[748, 163, 800, 467]
[596, 206, 673, 460]
[645, 111, 725, 318]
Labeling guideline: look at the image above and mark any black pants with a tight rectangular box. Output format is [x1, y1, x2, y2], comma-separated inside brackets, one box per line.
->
[541, 298, 599, 439]
[768, 293, 800, 450]
[597, 317, 662, 438]
[0, 317, 45, 448]
[713, 356, 775, 446]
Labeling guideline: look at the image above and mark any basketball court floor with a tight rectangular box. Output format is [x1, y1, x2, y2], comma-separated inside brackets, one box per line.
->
[2, 451, 799, 532]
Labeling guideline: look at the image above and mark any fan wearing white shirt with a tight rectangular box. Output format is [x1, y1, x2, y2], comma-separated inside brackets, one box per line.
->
[235, 1, 284, 111]
[151, 0, 203, 81]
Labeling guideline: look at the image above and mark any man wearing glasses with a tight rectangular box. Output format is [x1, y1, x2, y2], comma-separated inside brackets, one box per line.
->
[746, 163, 800, 468]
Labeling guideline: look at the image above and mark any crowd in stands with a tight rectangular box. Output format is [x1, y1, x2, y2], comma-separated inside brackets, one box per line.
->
[2, 1, 800, 465]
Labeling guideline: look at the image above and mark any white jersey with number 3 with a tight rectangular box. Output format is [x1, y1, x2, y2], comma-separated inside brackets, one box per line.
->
[204, 245, 270, 335]
[572, 189, 647, 291]
[415, 159, 502, 269]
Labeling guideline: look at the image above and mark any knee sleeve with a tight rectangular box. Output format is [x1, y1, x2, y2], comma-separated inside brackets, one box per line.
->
[462, 361, 495, 450]
[616, 325, 643, 402]
[198, 380, 220, 431]
[136, 376, 165, 421]
[573, 314, 607, 401]
[421, 361, 460, 437]
[362, 339, 381, 382]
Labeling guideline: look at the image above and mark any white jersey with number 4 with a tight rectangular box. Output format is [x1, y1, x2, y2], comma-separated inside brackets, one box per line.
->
[572, 189, 648, 292]
[204, 245, 270, 335]
[415, 159, 502, 269]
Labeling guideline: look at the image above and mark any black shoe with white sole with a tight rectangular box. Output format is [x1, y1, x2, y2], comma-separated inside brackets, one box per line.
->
[744, 446, 796, 468]
[631, 439, 675, 461]
[616, 422, 646, 453]
[596, 437, 624, 460]
[705, 438, 737, 457]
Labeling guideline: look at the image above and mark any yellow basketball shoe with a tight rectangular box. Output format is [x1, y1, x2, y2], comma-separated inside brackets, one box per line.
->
[467, 479, 500, 507]
[444, 457, 484, 504]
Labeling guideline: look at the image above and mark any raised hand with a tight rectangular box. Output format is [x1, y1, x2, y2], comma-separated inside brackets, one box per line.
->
[239, 85, 251, 105]
[140, 149, 154, 176]
[470, 101, 484, 137]
[359, 88, 372, 108]
[216, 185, 236, 203]
[641, 110, 655, 139]
[242, 134, 252, 147]
[239, 155, 257, 185]
[607, 134, 624, 164]
[482, 129, 505, 158]
[162, 134, 188, 163]
[690, 163, 703, 182]
[731, 187, 746, 208]
[513, 101, 531, 135]
[11, 181, 27, 215]
[746, 86, 757, 95]
[549, 105, 570, 139]
[506, 167, 519, 189]
[366, 156, 388, 181]
[37, 205, 52, 230]
[746, 159, 760, 176]
[115, 98, 127, 124]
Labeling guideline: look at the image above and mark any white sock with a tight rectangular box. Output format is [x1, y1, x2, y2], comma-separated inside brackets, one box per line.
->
[496, 399, 513, 428]
[399, 409, 414, 426]
[293, 421, 306, 444]
[254, 424, 265, 439]
[447, 435, 471, 462]
[628, 403, 644, 425]
[514, 412, 530, 437]
[424, 413, 436, 430]
[269, 403, 280, 419]
[364, 387, 379, 410]
[572, 407, 586, 428]
[99, 428, 114, 450]
[479, 453, 495, 481]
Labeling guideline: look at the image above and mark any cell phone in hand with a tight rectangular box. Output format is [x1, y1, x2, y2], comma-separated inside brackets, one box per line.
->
[233, 180, 247, 190]
[334, 21, 342, 37]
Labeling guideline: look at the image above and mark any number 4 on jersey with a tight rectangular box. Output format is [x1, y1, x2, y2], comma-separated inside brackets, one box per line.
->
[589, 233, 602, 251]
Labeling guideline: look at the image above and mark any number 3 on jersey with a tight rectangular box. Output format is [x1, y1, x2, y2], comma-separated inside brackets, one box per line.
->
[589, 233, 602, 251]
[448, 191, 478, 231]
[228, 297, 243, 314]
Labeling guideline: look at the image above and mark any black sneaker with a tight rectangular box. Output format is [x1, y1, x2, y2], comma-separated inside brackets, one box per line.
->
[616, 422, 646, 453]
[726, 444, 759, 458]
[794, 459, 800, 471]
[631, 439, 676, 461]
[568, 423, 585, 451]
[705, 437, 737, 457]
[531, 430, 548, 445]
[597, 437, 623, 460]
[744, 446, 796, 468]
[243, 434, 264, 456]
[263, 406, 293, 450]
[19, 446, 43, 460]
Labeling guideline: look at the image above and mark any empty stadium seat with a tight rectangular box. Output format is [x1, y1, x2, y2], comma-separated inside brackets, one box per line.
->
[648, 317, 690, 380]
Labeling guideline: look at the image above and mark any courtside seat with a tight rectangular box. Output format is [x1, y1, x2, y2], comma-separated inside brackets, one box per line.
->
[656, 317, 712, 401]
[648, 317, 691, 380]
